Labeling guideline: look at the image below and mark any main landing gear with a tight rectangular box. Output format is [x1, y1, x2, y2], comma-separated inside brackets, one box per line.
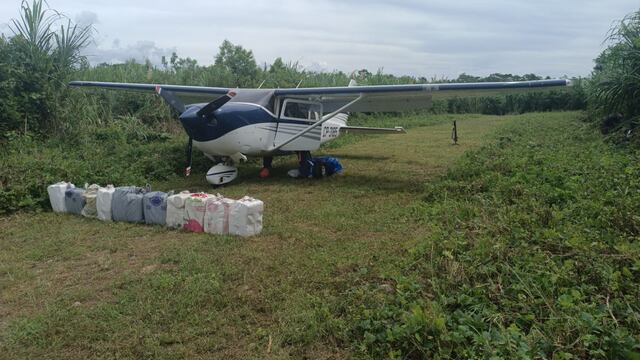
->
[259, 156, 273, 178]
[258, 152, 313, 179]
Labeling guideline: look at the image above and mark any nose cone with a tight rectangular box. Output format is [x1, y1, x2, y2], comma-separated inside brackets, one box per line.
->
[179, 106, 219, 141]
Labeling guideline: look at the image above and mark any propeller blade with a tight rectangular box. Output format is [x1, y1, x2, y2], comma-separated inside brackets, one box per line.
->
[155, 86, 186, 114]
[185, 137, 193, 177]
[196, 91, 236, 118]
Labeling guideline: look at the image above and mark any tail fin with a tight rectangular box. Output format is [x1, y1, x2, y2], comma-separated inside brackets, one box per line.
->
[348, 79, 357, 87]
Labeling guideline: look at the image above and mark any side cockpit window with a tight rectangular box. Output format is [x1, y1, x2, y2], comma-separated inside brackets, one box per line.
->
[280, 99, 322, 121]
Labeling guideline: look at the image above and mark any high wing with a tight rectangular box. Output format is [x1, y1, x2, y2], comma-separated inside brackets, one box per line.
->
[69, 79, 570, 113]
[69, 79, 571, 153]
[266, 79, 569, 151]
[273, 79, 571, 113]
[68, 81, 232, 105]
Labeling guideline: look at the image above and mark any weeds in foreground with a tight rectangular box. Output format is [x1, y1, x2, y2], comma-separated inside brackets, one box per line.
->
[340, 114, 640, 358]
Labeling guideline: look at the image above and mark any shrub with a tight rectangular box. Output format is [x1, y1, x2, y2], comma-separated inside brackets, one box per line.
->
[0, 117, 206, 214]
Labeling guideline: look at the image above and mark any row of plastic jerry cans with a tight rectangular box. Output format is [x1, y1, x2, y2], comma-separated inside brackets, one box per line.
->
[47, 182, 264, 237]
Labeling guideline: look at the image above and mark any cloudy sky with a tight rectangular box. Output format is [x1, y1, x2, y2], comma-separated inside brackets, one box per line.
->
[0, 0, 637, 79]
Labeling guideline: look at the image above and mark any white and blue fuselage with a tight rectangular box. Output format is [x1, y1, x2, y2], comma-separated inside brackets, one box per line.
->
[182, 101, 347, 158]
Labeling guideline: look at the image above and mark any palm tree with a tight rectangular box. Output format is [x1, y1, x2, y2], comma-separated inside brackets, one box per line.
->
[590, 9, 640, 130]
[10, 0, 92, 75]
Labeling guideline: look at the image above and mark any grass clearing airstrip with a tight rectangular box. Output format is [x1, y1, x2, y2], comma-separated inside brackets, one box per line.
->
[1, 112, 639, 358]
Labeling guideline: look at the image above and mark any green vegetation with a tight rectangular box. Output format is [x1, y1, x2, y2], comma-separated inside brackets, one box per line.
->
[1, 112, 638, 359]
[2, 1, 640, 358]
[0, 0, 91, 135]
[340, 112, 640, 358]
[0, 119, 186, 213]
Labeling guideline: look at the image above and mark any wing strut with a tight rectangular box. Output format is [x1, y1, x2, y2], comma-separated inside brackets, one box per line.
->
[269, 94, 364, 152]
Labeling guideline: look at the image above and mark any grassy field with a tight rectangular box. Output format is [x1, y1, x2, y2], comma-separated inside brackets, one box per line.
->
[1, 112, 638, 359]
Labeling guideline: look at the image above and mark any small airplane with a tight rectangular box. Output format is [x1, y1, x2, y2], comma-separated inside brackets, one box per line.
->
[69, 78, 570, 184]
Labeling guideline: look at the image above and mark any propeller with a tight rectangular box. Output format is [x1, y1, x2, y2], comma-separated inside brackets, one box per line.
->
[196, 91, 236, 119]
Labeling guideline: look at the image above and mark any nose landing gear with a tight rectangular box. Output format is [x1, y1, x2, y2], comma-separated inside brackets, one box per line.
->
[205, 163, 238, 185]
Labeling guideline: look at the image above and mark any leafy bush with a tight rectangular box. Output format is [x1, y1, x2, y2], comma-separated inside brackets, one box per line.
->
[0, 117, 210, 214]
[0, 0, 92, 136]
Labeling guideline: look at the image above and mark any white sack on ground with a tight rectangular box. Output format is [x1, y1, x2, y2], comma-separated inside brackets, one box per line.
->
[204, 197, 236, 235]
[96, 185, 115, 221]
[229, 196, 264, 237]
[184, 193, 218, 233]
[166, 191, 191, 228]
[47, 182, 74, 213]
[81, 184, 101, 218]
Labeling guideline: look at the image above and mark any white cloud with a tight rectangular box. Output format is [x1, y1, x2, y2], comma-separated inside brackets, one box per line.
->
[0, 0, 637, 78]
[83, 39, 177, 65]
[74, 11, 99, 27]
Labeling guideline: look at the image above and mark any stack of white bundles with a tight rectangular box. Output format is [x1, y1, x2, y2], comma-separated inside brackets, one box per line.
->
[203, 197, 236, 235]
[96, 185, 116, 221]
[166, 191, 191, 228]
[47, 182, 75, 213]
[229, 196, 264, 237]
[184, 193, 218, 232]
[81, 184, 101, 218]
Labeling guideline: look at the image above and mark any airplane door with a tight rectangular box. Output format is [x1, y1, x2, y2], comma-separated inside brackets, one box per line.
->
[274, 99, 323, 151]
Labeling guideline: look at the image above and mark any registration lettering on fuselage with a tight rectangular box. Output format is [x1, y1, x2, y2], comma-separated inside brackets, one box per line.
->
[322, 125, 339, 139]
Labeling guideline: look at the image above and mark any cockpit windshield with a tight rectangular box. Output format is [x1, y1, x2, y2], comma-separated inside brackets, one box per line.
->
[228, 89, 276, 112]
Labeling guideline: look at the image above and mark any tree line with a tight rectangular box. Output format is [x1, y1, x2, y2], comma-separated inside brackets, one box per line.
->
[0, 0, 594, 141]
[0, 0, 637, 143]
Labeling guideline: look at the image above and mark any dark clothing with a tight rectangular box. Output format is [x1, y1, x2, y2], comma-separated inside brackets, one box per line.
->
[297, 151, 314, 178]
[296, 152, 343, 178]
[313, 156, 343, 176]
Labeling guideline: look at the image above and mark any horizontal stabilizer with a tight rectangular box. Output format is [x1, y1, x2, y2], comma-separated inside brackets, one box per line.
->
[340, 126, 406, 134]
